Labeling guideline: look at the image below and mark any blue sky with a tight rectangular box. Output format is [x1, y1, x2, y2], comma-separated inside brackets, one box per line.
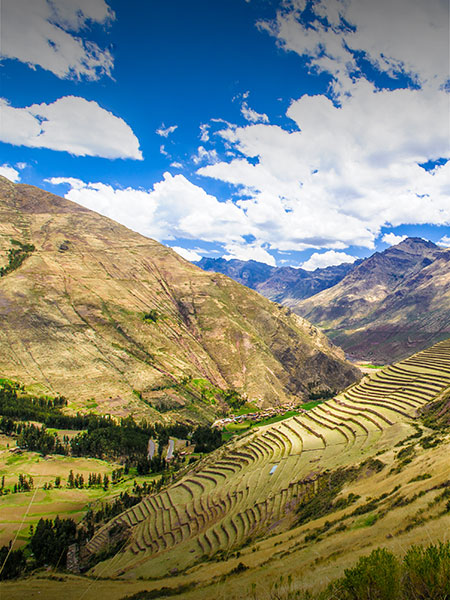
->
[1, 0, 449, 269]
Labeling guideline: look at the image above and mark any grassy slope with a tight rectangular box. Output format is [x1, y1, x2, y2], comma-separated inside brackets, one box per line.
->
[32, 338, 443, 596]
[0, 341, 449, 597]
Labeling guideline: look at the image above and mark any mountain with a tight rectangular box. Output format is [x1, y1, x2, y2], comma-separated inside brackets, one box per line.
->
[293, 237, 450, 363]
[195, 257, 359, 302]
[0, 177, 360, 422]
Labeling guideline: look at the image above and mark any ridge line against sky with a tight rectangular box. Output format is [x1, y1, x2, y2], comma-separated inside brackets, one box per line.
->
[0, 0, 449, 270]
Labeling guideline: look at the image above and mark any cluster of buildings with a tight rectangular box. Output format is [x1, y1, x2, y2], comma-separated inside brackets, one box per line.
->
[212, 402, 298, 429]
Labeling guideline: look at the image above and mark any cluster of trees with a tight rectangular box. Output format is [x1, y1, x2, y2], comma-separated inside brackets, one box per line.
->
[0, 545, 26, 580]
[0, 384, 70, 426]
[84, 491, 143, 532]
[1, 475, 34, 495]
[0, 516, 82, 579]
[29, 517, 81, 568]
[69, 417, 150, 461]
[0, 240, 35, 278]
[14, 474, 34, 493]
[0, 382, 199, 465]
[16, 423, 66, 456]
[1, 381, 227, 464]
[136, 454, 168, 476]
[192, 425, 222, 453]
[131, 480, 154, 496]
[221, 389, 246, 410]
[66, 470, 125, 490]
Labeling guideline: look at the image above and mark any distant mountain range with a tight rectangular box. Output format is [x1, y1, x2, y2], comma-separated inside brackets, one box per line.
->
[196, 257, 360, 303]
[0, 177, 359, 422]
[196, 238, 450, 363]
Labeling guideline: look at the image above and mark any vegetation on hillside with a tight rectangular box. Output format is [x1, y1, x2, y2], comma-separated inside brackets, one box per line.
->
[0, 381, 223, 468]
[421, 389, 450, 429]
[119, 541, 450, 600]
[0, 239, 35, 277]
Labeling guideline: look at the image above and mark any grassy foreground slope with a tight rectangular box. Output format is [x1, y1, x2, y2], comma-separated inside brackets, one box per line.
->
[82, 338, 450, 581]
[0, 176, 359, 422]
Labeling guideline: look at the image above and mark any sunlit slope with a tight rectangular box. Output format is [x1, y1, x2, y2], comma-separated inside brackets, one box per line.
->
[88, 337, 450, 578]
[0, 177, 359, 420]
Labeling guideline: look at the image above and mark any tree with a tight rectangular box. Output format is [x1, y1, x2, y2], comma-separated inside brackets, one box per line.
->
[67, 470, 75, 488]
[0, 546, 25, 579]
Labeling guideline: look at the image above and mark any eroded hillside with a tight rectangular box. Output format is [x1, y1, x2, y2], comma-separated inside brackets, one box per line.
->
[0, 177, 359, 422]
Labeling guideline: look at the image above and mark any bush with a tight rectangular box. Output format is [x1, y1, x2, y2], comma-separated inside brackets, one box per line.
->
[142, 309, 159, 323]
[403, 542, 450, 599]
[335, 548, 401, 600]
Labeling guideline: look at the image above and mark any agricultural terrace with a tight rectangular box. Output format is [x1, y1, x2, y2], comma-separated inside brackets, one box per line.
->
[88, 338, 450, 579]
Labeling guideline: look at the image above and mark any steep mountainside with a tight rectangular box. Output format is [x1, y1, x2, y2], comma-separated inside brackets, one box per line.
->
[196, 257, 358, 302]
[293, 238, 450, 363]
[0, 177, 360, 422]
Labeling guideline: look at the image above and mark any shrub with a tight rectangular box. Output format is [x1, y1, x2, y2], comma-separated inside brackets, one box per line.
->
[402, 542, 450, 599]
[142, 309, 159, 323]
[335, 548, 401, 600]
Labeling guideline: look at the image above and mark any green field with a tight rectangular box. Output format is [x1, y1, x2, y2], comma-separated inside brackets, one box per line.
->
[0, 435, 162, 548]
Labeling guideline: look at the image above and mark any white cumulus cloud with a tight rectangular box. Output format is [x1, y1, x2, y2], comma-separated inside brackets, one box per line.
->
[198, 81, 450, 252]
[223, 242, 276, 266]
[0, 164, 20, 182]
[301, 250, 357, 271]
[192, 146, 219, 165]
[241, 102, 269, 124]
[156, 124, 178, 138]
[0, 96, 142, 159]
[381, 233, 408, 246]
[171, 247, 203, 262]
[258, 0, 449, 94]
[437, 236, 450, 248]
[48, 172, 252, 244]
[0, 0, 115, 80]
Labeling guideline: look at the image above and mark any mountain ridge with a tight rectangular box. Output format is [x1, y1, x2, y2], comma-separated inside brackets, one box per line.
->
[293, 237, 450, 362]
[195, 256, 360, 302]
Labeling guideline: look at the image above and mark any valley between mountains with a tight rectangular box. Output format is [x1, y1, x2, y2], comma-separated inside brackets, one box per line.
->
[0, 178, 449, 600]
